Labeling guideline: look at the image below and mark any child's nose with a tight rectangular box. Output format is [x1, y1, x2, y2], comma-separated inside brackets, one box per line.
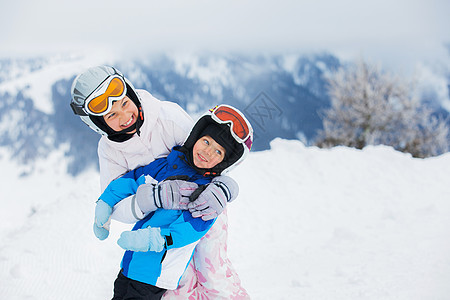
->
[205, 147, 213, 156]
[118, 109, 127, 119]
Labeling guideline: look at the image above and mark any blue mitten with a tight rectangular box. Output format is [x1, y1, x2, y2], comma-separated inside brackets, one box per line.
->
[93, 222, 110, 241]
[117, 227, 165, 252]
[93, 200, 113, 240]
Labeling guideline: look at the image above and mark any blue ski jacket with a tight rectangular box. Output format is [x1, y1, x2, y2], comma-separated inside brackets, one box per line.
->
[99, 147, 215, 289]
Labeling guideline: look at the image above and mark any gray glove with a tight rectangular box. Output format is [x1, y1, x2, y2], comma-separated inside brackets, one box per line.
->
[135, 178, 198, 214]
[188, 175, 239, 221]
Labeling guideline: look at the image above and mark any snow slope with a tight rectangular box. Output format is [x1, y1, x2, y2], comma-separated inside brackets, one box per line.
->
[0, 139, 449, 299]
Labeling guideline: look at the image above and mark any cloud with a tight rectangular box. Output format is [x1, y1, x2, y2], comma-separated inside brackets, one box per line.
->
[1, 0, 449, 68]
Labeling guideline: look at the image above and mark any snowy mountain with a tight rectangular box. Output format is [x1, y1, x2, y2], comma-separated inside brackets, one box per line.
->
[0, 52, 341, 175]
[1, 139, 449, 299]
[1, 52, 449, 175]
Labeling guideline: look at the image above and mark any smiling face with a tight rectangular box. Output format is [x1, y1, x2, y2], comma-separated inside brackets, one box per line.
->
[192, 135, 226, 169]
[103, 96, 138, 133]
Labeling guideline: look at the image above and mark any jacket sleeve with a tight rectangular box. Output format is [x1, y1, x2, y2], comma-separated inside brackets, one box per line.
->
[98, 138, 130, 192]
[159, 211, 215, 250]
[99, 163, 157, 207]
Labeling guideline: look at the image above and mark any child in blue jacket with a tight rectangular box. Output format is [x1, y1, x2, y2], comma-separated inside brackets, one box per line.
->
[98, 105, 253, 300]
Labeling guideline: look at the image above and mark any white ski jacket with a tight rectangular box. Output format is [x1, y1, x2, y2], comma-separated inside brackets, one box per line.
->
[97, 89, 193, 191]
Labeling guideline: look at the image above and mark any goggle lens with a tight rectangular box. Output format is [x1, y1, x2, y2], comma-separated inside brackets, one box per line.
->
[212, 105, 251, 142]
[86, 77, 126, 115]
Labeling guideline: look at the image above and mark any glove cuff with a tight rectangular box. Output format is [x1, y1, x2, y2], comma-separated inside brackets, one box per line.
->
[152, 184, 163, 208]
[212, 176, 239, 202]
[135, 183, 160, 214]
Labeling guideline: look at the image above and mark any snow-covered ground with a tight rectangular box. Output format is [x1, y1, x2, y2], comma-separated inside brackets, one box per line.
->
[0, 139, 449, 299]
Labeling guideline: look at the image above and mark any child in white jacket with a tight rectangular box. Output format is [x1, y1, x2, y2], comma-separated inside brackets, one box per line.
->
[70, 66, 250, 299]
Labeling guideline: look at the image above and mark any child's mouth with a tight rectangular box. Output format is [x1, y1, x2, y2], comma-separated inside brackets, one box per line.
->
[197, 153, 207, 162]
[122, 115, 134, 128]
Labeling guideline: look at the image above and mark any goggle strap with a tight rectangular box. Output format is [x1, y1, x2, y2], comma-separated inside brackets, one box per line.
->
[70, 102, 88, 116]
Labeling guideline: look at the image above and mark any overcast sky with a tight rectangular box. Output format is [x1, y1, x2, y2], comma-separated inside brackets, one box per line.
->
[1, 0, 449, 69]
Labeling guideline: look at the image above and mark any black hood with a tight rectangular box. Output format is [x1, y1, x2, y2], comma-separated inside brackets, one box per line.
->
[179, 115, 244, 176]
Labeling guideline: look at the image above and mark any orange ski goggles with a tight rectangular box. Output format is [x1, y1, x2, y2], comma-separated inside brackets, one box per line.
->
[210, 105, 253, 150]
[84, 75, 127, 116]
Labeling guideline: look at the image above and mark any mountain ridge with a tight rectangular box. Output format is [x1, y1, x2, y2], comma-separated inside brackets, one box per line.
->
[0, 52, 448, 175]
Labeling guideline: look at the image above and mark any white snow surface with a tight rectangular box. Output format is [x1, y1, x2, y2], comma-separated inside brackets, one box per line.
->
[0, 139, 449, 300]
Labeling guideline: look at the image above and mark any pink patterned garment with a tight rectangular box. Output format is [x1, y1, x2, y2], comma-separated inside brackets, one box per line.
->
[162, 209, 250, 299]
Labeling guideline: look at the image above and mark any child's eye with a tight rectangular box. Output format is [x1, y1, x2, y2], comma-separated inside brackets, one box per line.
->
[215, 149, 222, 155]
[107, 112, 115, 119]
[122, 100, 128, 107]
[203, 139, 210, 145]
